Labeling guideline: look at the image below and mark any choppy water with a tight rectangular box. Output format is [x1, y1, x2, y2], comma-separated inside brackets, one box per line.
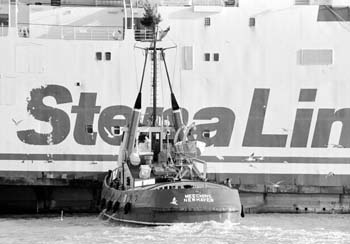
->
[0, 214, 350, 244]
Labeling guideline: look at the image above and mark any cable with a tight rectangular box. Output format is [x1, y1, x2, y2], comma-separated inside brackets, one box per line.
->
[324, 5, 350, 33]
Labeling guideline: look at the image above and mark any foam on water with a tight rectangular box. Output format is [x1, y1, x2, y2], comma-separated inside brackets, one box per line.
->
[0, 214, 350, 244]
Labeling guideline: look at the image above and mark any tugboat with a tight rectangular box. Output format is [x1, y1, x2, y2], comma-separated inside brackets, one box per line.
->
[100, 3, 242, 226]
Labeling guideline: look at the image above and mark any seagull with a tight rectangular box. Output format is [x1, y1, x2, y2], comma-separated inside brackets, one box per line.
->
[158, 26, 170, 41]
[104, 127, 114, 138]
[256, 156, 264, 161]
[325, 144, 344, 148]
[244, 153, 264, 162]
[245, 153, 257, 162]
[12, 118, 23, 126]
[326, 172, 335, 178]
[216, 155, 224, 160]
[269, 180, 284, 188]
[248, 163, 257, 168]
[283, 160, 289, 164]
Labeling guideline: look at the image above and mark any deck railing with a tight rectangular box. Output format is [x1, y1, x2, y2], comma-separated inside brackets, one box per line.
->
[192, 0, 224, 6]
[17, 23, 124, 41]
[134, 28, 154, 41]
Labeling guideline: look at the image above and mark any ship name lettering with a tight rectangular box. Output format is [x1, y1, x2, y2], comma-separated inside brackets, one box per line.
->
[183, 194, 214, 203]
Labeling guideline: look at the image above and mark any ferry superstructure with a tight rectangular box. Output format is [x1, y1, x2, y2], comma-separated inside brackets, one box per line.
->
[1, 0, 350, 213]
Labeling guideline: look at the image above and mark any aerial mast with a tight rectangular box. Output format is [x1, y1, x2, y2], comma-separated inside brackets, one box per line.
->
[140, 2, 162, 126]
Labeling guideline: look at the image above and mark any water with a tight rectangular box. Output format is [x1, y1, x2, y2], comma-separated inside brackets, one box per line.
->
[0, 214, 349, 244]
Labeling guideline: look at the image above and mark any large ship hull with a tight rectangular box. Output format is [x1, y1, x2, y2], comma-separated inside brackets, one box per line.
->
[0, 0, 350, 212]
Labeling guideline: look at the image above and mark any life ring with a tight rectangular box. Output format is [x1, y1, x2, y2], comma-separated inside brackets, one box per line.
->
[124, 202, 132, 214]
[106, 200, 113, 211]
[113, 201, 120, 213]
[100, 198, 106, 210]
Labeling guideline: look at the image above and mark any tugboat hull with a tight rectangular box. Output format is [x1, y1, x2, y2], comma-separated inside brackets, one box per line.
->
[100, 182, 242, 225]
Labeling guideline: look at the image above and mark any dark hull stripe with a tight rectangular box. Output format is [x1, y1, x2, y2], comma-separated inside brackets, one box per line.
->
[1, 153, 350, 164]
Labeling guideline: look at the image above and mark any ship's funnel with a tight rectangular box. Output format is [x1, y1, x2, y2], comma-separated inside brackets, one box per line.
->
[171, 93, 184, 140]
[171, 92, 180, 110]
[134, 92, 142, 110]
[126, 93, 142, 156]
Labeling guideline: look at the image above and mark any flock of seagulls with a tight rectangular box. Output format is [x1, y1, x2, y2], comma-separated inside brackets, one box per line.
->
[244, 153, 264, 162]
[240, 152, 336, 182]
[12, 115, 339, 181]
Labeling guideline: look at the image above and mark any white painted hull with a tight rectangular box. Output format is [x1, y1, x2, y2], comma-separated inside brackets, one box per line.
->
[0, 0, 349, 188]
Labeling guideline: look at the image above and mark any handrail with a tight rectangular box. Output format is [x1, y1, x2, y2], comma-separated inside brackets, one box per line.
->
[17, 23, 124, 40]
[192, 0, 224, 6]
[134, 28, 154, 41]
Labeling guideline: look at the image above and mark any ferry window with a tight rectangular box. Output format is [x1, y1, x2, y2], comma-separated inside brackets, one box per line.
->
[126, 17, 132, 29]
[224, 0, 239, 7]
[127, 177, 130, 186]
[105, 52, 111, 61]
[86, 125, 93, 134]
[204, 17, 211, 26]
[213, 53, 220, 61]
[0, 14, 8, 27]
[202, 130, 210, 138]
[51, 0, 61, 6]
[204, 53, 210, 61]
[111, 126, 120, 136]
[249, 17, 255, 27]
[298, 49, 333, 65]
[317, 6, 350, 21]
[96, 52, 102, 61]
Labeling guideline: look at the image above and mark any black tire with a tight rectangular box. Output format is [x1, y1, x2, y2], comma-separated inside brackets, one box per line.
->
[100, 198, 106, 210]
[113, 201, 120, 213]
[106, 200, 113, 211]
[124, 202, 132, 214]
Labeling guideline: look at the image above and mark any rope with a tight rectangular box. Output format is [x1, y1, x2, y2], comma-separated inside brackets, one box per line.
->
[324, 5, 350, 33]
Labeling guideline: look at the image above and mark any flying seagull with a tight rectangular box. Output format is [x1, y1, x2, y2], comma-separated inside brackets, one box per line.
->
[326, 172, 335, 178]
[245, 153, 256, 162]
[216, 155, 224, 160]
[244, 153, 264, 162]
[269, 180, 284, 188]
[158, 26, 170, 41]
[104, 127, 114, 138]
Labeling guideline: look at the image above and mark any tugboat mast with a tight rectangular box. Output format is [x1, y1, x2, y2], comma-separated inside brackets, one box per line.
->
[152, 26, 158, 126]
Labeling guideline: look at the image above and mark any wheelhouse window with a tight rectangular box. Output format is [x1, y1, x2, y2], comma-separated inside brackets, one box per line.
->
[317, 6, 350, 21]
[86, 125, 93, 134]
[213, 53, 220, 61]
